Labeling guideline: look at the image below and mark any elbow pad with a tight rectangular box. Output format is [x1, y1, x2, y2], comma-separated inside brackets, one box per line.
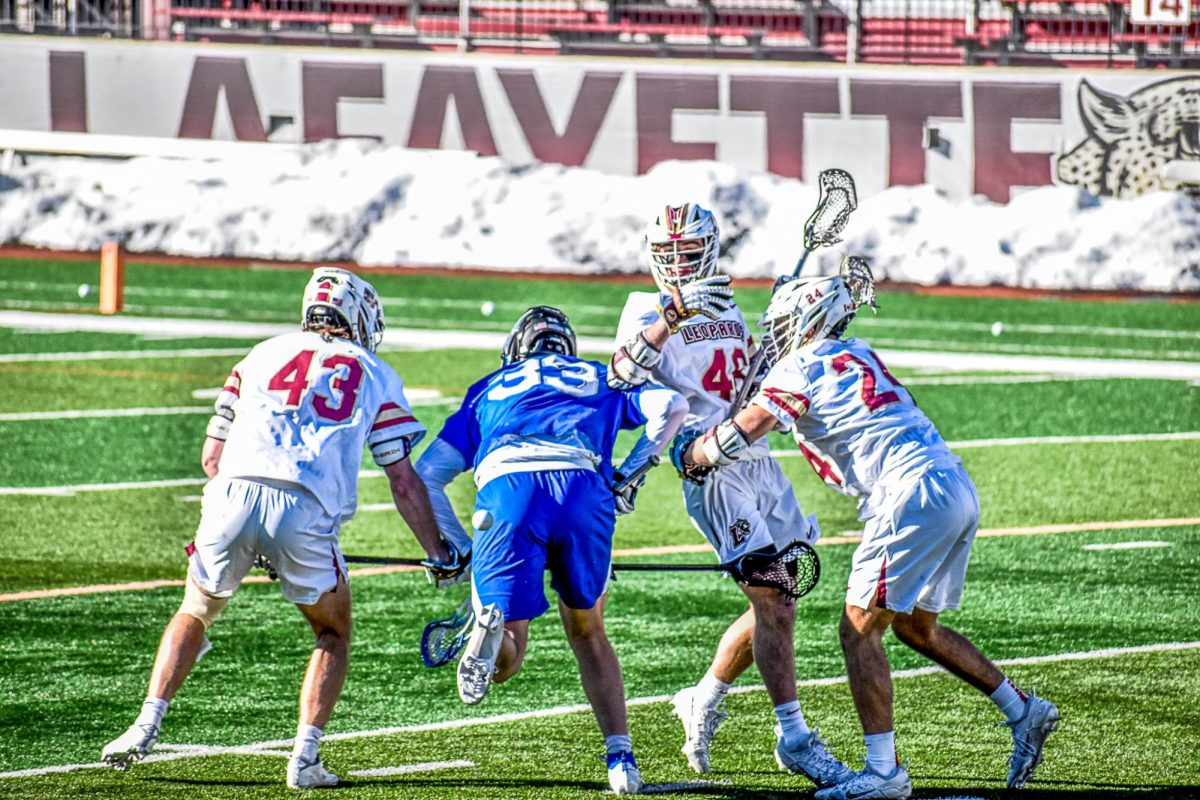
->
[700, 419, 751, 467]
[608, 332, 662, 390]
[205, 407, 234, 441]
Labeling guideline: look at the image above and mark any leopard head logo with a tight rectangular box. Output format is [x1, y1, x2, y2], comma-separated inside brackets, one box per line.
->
[1056, 77, 1200, 199]
[728, 518, 751, 547]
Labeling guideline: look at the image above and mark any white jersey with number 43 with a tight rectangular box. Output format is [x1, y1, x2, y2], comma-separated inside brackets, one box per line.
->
[752, 336, 960, 512]
[616, 291, 770, 460]
[214, 330, 425, 523]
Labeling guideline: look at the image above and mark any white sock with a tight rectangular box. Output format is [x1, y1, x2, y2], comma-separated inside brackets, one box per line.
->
[863, 731, 896, 775]
[604, 734, 633, 755]
[774, 700, 812, 746]
[293, 724, 323, 759]
[695, 671, 731, 709]
[990, 677, 1029, 723]
[135, 698, 169, 730]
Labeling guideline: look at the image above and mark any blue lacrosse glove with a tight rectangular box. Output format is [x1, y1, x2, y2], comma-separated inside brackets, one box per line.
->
[669, 430, 713, 485]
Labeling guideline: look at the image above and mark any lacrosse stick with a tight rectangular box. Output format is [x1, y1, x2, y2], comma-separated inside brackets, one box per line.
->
[613, 454, 660, 492]
[729, 168, 858, 416]
[616, 541, 820, 599]
[420, 596, 474, 668]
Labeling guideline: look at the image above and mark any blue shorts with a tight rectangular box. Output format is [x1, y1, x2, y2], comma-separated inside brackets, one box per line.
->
[472, 469, 616, 621]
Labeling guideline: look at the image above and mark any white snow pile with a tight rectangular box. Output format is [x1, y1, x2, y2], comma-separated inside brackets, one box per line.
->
[1, 138, 1197, 292]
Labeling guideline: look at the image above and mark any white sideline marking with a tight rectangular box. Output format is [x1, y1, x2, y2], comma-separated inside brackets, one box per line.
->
[1082, 541, 1173, 551]
[348, 760, 474, 777]
[3, 517, 1198, 603]
[1, 640, 1195, 780]
[0, 348, 248, 363]
[3, 310, 1200, 380]
[0, 406, 210, 422]
[3, 431, 1196, 496]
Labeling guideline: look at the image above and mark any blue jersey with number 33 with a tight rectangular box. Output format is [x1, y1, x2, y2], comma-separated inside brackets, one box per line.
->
[437, 354, 649, 481]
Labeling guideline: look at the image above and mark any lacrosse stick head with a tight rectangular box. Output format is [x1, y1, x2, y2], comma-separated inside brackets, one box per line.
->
[302, 267, 385, 353]
[420, 598, 474, 668]
[803, 169, 858, 252]
[840, 255, 878, 314]
[730, 541, 820, 600]
[502, 306, 577, 366]
[644, 202, 721, 295]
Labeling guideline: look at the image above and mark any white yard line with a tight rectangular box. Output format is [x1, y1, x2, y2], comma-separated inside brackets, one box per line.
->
[1082, 541, 1174, 551]
[348, 760, 475, 777]
[4, 517, 1195, 604]
[3, 311, 1199, 379]
[0, 406, 211, 421]
[0, 348, 249, 363]
[1, 640, 1195, 780]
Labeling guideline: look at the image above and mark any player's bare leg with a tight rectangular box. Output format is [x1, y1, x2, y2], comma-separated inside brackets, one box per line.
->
[559, 596, 644, 795]
[711, 607, 756, 681]
[289, 576, 352, 789]
[892, 609, 1059, 789]
[816, 602, 911, 800]
[494, 620, 529, 684]
[102, 579, 222, 771]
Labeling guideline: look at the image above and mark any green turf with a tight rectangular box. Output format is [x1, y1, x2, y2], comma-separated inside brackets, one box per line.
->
[1, 256, 1198, 797]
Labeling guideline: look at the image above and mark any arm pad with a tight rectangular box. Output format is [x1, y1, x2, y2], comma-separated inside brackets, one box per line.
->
[608, 331, 663, 390]
[700, 419, 751, 467]
[205, 407, 234, 441]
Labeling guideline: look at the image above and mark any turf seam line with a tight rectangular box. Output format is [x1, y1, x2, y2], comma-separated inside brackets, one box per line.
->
[2, 640, 1195, 780]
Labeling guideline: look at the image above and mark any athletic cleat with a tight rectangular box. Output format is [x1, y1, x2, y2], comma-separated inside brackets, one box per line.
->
[774, 726, 853, 788]
[457, 603, 505, 705]
[1005, 693, 1060, 789]
[287, 753, 339, 789]
[814, 762, 912, 800]
[101, 723, 159, 771]
[671, 686, 728, 773]
[606, 750, 644, 795]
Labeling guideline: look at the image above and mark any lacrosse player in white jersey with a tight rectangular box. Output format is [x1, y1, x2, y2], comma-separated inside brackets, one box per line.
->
[609, 203, 849, 788]
[674, 258, 1060, 799]
[102, 268, 467, 789]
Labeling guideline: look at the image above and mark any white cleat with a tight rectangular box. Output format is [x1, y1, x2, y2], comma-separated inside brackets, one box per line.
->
[457, 603, 505, 705]
[774, 727, 853, 788]
[606, 750, 644, 795]
[1005, 693, 1060, 789]
[814, 762, 912, 800]
[670, 686, 728, 774]
[101, 723, 159, 771]
[286, 753, 339, 789]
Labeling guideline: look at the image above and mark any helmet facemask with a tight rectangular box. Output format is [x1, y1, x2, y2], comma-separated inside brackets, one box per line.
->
[758, 257, 876, 366]
[645, 203, 721, 295]
[502, 306, 577, 366]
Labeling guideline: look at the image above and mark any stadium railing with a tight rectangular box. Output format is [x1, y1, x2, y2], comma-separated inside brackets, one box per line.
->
[2, 0, 1194, 66]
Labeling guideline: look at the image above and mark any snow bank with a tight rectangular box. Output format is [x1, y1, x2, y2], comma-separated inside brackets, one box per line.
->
[1, 139, 1196, 291]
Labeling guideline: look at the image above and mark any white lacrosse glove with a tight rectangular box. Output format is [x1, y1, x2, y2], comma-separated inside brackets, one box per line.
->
[659, 274, 734, 333]
[611, 470, 646, 516]
[421, 541, 471, 589]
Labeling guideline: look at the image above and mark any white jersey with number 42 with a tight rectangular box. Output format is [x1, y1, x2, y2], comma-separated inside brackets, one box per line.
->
[214, 330, 425, 523]
[615, 291, 770, 459]
[752, 336, 960, 514]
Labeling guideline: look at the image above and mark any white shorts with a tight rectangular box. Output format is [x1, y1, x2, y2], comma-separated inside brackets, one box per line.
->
[683, 456, 818, 565]
[846, 466, 979, 615]
[190, 477, 347, 606]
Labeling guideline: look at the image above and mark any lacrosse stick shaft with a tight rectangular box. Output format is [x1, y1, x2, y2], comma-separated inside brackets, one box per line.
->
[343, 555, 425, 567]
[613, 455, 660, 492]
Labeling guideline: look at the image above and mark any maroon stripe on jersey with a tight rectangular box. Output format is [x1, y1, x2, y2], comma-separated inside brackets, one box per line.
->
[185, 541, 196, 557]
[763, 388, 809, 419]
[379, 402, 401, 411]
[222, 384, 240, 396]
[372, 414, 417, 432]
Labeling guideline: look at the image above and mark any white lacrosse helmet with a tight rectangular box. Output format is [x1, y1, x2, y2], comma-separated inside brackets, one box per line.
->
[759, 257, 877, 365]
[301, 267, 385, 352]
[645, 202, 721, 294]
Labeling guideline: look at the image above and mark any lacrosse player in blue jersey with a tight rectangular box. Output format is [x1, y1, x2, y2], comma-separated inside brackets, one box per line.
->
[416, 306, 687, 796]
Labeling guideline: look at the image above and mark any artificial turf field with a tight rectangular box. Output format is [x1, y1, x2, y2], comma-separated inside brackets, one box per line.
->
[0, 254, 1198, 799]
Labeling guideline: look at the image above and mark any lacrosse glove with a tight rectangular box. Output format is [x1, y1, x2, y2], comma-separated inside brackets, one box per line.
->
[659, 274, 735, 333]
[611, 471, 645, 516]
[422, 541, 471, 589]
[670, 430, 713, 485]
[252, 553, 278, 581]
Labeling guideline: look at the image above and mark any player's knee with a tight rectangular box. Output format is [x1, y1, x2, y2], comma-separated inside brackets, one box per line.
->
[892, 614, 934, 651]
[178, 578, 230, 630]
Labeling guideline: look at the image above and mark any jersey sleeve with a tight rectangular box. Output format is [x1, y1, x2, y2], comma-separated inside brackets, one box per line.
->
[435, 378, 485, 464]
[614, 293, 663, 345]
[750, 360, 812, 432]
[367, 365, 426, 466]
[206, 359, 245, 440]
